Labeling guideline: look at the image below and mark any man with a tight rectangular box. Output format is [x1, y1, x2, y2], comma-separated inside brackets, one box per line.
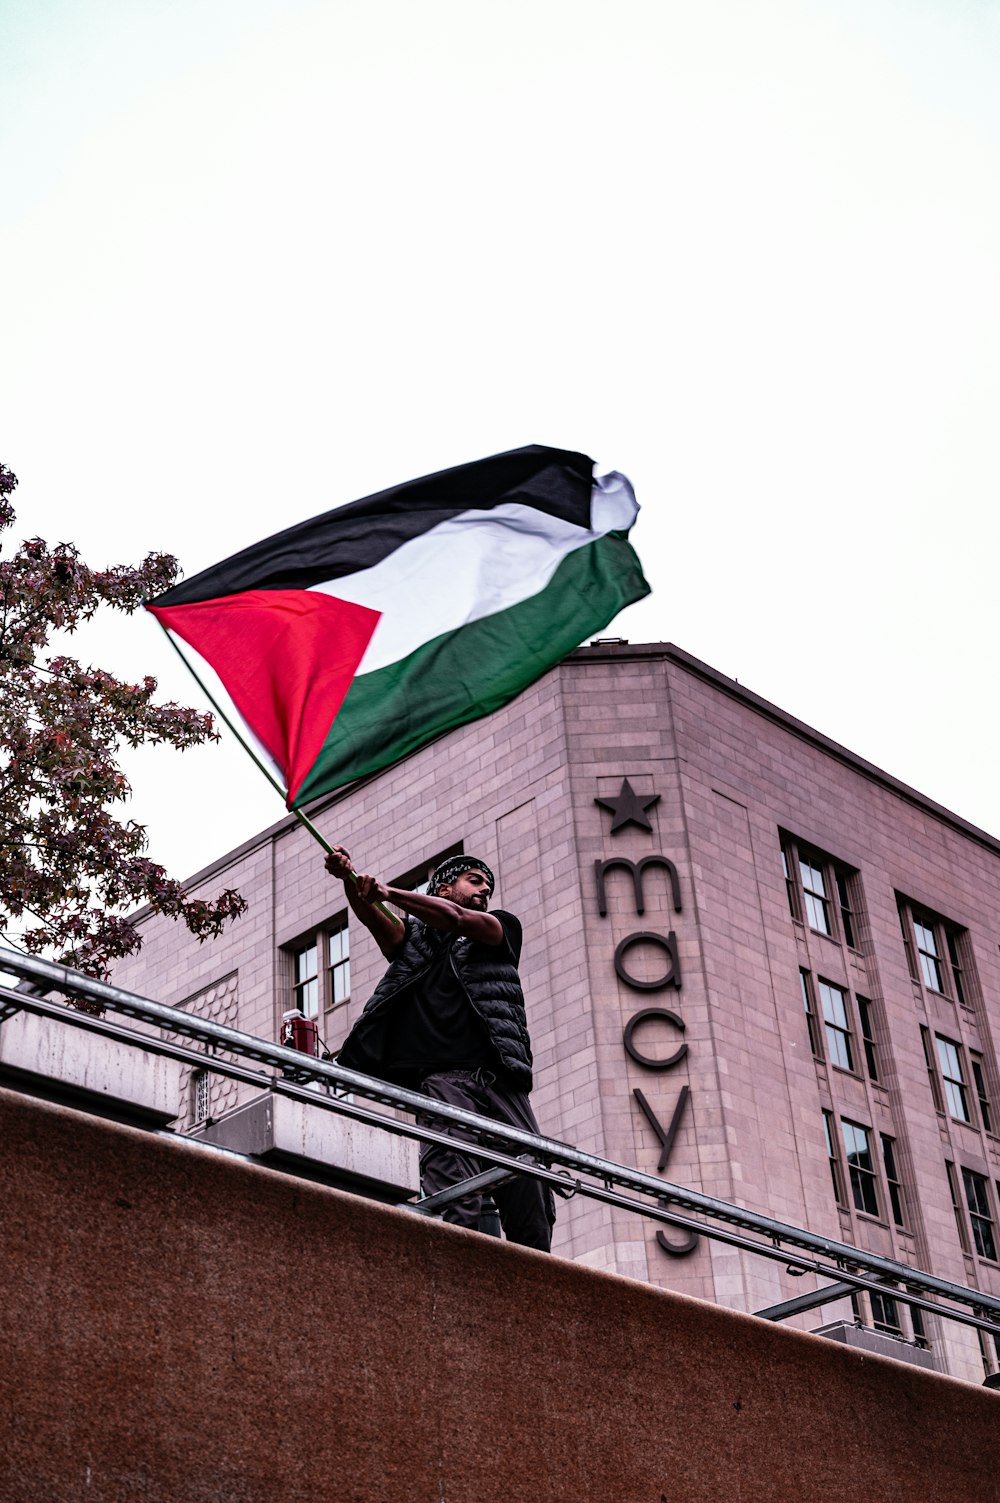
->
[324, 847, 554, 1251]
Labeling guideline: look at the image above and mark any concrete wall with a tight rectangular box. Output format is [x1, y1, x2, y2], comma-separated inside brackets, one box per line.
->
[3, 1087, 998, 1503]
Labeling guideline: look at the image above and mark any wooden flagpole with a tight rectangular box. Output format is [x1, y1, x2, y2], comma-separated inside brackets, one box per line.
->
[155, 621, 401, 925]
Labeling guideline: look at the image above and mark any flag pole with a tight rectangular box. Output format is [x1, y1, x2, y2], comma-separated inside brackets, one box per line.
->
[155, 620, 401, 925]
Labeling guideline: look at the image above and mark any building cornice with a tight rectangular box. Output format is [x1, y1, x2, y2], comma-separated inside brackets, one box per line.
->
[568, 641, 1000, 859]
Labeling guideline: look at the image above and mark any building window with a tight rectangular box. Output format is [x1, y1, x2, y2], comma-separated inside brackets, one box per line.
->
[801, 970, 822, 1058]
[852, 1289, 922, 1342]
[842, 1119, 880, 1217]
[835, 872, 857, 949]
[936, 1036, 971, 1123]
[857, 996, 879, 1082]
[800, 855, 832, 935]
[782, 847, 799, 921]
[913, 915, 944, 992]
[920, 1026, 946, 1114]
[780, 837, 860, 948]
[328, 921, 350, 1008]
[900, 905, 918, 982]
[293, 942, 319, 1018]
[946, 931, 967, 1006]
[880, 1134, 905, 1228]
[978, 1329, 1000, 1377]
[819, 981, 854, 1072]
[972, 1054, 993, 1134]
[898, 899, 972, 1006]
[945, 1160, 971, 1254]
[288, 918, 351, 1028]
[961, 1168, 997, 1261]
[823, 1110, 845, 1205]
[870, 1288, 902, 1336]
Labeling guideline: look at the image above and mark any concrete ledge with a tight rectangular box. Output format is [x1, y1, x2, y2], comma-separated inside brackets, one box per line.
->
[0, 1008, 180, 1125]
[2, 1087, 998, 1503]
[194, 1089, 420, 1200]
[814, 1318, 938, 1371]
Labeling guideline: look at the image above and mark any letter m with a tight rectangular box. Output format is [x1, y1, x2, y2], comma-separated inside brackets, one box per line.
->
[594, 856, 682, 917]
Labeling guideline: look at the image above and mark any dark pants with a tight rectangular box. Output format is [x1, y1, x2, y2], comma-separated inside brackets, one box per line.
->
[416, 1069, 555, 1252]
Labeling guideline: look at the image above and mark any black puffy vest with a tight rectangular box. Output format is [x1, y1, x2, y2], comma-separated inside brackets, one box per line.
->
[337, 915, 533, 1089]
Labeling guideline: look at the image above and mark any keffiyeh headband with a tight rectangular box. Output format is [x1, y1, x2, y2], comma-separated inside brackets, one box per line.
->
[428, 856, 495, 897]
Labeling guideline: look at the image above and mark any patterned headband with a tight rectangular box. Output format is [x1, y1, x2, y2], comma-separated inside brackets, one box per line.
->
[428, 856, 495, 897]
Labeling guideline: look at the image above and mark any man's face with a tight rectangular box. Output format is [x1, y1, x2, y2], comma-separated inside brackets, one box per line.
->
[441, 870, 492, 910]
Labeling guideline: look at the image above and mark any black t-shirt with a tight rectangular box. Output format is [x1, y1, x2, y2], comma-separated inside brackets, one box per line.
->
[383, 910, 522, 1081]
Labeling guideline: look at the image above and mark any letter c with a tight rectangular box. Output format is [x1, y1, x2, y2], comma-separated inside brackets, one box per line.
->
[623, 1007, 688, 1070]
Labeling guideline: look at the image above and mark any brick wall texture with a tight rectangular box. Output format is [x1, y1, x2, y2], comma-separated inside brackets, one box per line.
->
[111, 642, 1000, 1384]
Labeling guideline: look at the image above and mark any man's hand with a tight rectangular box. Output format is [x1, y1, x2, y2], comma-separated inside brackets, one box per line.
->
[354, 872, 390, 906]
[324, 847, 404, 957]
[325, 849, 390, 906]
[325, 846, 356, 883]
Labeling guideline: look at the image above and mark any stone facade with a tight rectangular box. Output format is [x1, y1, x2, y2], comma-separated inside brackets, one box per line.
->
[111, 642, 1000, 1384]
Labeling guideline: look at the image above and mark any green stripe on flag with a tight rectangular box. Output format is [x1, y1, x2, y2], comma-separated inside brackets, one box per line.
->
[293, 531, 649, 807]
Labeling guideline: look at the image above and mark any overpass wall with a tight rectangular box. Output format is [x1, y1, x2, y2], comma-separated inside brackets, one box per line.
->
[2, 1088, 997, 1503]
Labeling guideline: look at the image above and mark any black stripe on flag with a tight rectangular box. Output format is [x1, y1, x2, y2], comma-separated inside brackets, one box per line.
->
[154, 445, 595, 606]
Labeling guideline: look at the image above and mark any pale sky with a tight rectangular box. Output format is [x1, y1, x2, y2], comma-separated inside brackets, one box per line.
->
[3, 0, 1000, 884]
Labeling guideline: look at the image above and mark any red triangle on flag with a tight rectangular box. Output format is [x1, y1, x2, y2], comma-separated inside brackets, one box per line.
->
[148, 589, 381, 806]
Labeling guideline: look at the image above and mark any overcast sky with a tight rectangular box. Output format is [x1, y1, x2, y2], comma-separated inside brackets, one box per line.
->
[3, 0, 1000, 886]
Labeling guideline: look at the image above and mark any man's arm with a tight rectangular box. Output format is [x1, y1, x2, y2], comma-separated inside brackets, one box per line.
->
[370, 883, 504, 947]
[324, 848, 406, 959]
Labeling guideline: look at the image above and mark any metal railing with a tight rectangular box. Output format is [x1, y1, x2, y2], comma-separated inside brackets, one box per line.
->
[3, 947, 1000, 1346]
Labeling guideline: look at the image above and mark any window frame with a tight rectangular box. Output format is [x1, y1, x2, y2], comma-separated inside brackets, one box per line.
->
[978, 1327, 1000, 1377]
[822, 1110, 846, 1206]
[972, 1053, 994, 1135]
[780, 836, 859, 949]
[287, 913, 351, 1031]
[920, 1025, 946, 1114]
[945, 1159, 972, 1254]
[327, 919, 351, 1010]
[834, 870, 857, 949]
[292, 940, 320, 1019]
[898, 899, 973, 1009]
[869, 1288, 902, 1336]
[841, 1118, 881, 1219]
[913, 914, 945, 993]
[857, 995, 879, 1083]
[781, 846, 800, 922]
[853, 1288, 927, 1348]
[799, 854, 833, 935]
[935, 1034, 972, 1125]
[880, 1133, 905, 1228]
[801, 969, 823, 1059]
[961, 1166, 998, 1262]
[818, 979, 855, 1074]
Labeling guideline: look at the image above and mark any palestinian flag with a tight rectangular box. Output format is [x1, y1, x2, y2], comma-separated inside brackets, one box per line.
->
[147, 444, 649, 810]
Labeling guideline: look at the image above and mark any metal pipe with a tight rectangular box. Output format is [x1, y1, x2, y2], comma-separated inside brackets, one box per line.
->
[407, 1165, 518, 1215]
[755, 1282, 857, 1321]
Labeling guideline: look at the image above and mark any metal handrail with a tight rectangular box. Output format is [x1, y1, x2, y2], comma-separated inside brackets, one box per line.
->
[3, 947, 1000, 1343]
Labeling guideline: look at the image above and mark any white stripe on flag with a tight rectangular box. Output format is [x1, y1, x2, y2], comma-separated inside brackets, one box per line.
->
[311, 471, 637, 676]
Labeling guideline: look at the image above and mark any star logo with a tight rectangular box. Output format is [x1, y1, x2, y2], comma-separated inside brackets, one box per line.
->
[594, 777, 660, 834]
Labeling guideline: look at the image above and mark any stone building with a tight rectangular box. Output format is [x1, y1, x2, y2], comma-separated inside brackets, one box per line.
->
[111, 641, 1000, 1384]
